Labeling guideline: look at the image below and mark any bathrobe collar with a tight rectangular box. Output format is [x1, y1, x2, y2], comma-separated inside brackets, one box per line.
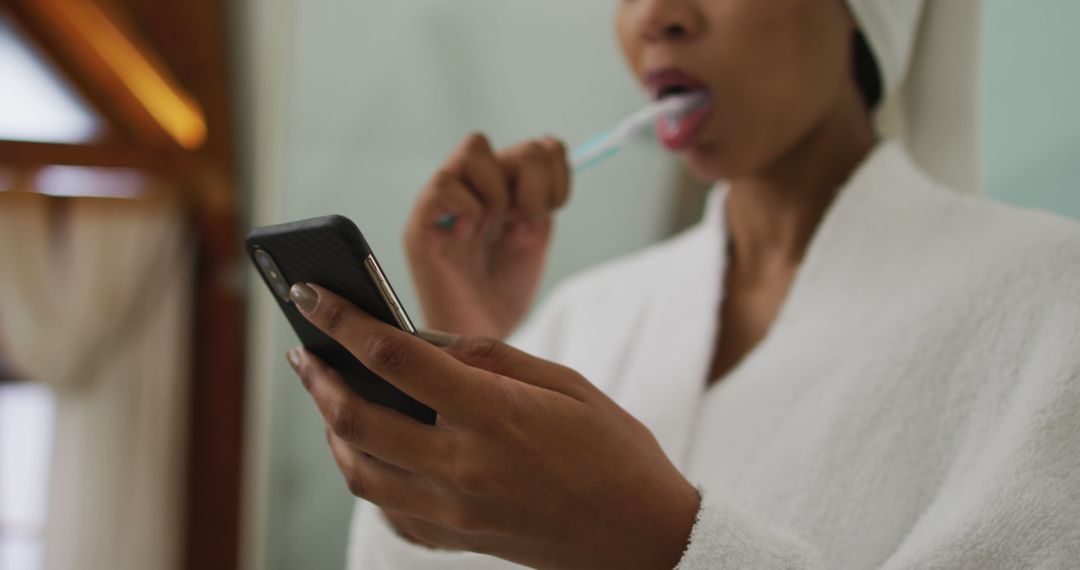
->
[616, 141, 907, 465]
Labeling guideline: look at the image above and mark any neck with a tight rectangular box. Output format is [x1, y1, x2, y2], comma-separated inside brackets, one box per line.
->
[724, 102, 875, 280]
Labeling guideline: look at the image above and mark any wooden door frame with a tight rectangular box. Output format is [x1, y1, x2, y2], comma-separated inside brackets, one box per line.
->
[1, 1, 246, 567]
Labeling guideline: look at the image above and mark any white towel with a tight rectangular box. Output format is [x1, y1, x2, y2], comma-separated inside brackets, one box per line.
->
[851, 0, 985, 194]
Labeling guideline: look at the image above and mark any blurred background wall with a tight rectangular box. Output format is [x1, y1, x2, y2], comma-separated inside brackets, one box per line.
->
[982, 0, 1080, 218]
[238, 1, 1080, 569]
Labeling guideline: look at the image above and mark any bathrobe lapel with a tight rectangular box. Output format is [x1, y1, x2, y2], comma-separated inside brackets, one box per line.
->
[615, 190, 728, 466]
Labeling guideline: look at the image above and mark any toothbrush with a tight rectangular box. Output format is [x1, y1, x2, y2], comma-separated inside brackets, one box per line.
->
[435, 93, 707, 229]
[570, 92, 709, 173]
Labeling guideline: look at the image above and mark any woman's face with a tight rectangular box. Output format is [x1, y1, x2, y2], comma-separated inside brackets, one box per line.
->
[616, 0, 863, 181]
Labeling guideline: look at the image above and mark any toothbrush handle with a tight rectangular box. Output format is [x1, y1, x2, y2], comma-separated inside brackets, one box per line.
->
[571, 132, 621, 174]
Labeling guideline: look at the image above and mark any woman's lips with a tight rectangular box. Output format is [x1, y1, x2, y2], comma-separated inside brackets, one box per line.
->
[644, 67, 714, 150]
[655, 95, 713, 151]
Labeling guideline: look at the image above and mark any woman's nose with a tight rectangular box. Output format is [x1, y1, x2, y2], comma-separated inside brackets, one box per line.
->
[633, 0, 704, 43]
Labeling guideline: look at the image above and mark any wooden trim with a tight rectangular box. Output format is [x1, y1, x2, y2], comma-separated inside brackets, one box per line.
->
[157, 1, 244, 566]
[185, 197, 245, 570]
[7, 0, 207, 149]
[0, 140, 190, 173]
[2, 0, 131, 143]
[116, 0, 236, 171]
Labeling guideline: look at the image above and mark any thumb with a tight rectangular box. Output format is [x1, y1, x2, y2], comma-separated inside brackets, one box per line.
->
[420, 329, 592, 399]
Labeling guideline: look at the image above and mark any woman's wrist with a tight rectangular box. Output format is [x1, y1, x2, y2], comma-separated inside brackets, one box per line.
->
[652, 483, 702, 569]
[609, 479, 700, 570]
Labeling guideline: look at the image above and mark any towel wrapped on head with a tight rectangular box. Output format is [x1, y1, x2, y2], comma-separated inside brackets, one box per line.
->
[848, 0, 983, 194]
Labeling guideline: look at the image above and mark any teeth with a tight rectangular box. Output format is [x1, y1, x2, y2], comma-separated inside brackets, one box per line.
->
[670, 93, 706, 118]
[666, 115, 682, 134]
[623, 92, 709, 140]
[658, 92, 709, 139]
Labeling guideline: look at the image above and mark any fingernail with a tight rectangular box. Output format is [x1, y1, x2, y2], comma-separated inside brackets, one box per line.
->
[417, 329, 460, 348]
[290, 283, 318, 312]
[286, 347, 302, 371]
[288, 348, 313, 391]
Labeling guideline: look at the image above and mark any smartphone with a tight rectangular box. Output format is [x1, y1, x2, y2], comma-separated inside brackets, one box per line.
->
[246, 215, 436, 425]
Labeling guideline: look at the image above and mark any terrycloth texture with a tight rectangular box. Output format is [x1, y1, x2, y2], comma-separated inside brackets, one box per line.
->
[674, 145, 1080, 568]
[347, 141, 1080, 568]
[674, 488, 822, 570]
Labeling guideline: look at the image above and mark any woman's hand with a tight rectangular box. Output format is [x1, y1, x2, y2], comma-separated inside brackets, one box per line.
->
[404, 133, 571, 340]
[286, 283, 699, 570]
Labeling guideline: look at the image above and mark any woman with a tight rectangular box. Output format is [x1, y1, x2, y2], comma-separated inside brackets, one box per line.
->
[285, 0, 1080, 567]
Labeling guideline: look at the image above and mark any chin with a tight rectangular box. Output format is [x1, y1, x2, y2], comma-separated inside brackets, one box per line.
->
[682, 134, 776, 183]
[680, 144, 735, 183]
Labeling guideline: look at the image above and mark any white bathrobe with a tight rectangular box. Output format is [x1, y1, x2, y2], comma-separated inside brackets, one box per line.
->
[347, 141, 1080, 569]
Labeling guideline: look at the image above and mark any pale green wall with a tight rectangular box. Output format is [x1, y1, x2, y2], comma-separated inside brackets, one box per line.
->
[983, 0, 1080, 218]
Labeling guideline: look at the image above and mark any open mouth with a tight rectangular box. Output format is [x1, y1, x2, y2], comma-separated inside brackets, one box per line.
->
[655, 84, 700, 100]
[645, 68, 714, 151]
[646, 68, 708, 100]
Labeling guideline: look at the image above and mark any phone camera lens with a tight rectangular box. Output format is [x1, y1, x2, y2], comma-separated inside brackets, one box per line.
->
[254, 248, 293, 302]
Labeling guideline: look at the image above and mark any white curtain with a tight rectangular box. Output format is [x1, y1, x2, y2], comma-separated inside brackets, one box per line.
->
[0, 189, 192, 570]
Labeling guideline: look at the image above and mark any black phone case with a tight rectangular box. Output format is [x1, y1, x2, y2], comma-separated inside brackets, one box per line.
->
[245, 215, 436, 425]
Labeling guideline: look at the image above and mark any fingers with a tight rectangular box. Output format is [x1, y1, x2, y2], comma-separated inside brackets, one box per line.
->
[498, 136, 572, 221]
[289, 347, 450, 473]
[415, 134, 571, 235]
[382, 512, 450, 550]
[428, 172, 485, 238]
[290, 283, 492, 416]
[499, 140, 552, 221]
[540, 136, 571, 209]
[383, 511, 473, 552]
[325, 427, 441, 515]
[443, 335, 595, 402]
[452, 133, 509, 229]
